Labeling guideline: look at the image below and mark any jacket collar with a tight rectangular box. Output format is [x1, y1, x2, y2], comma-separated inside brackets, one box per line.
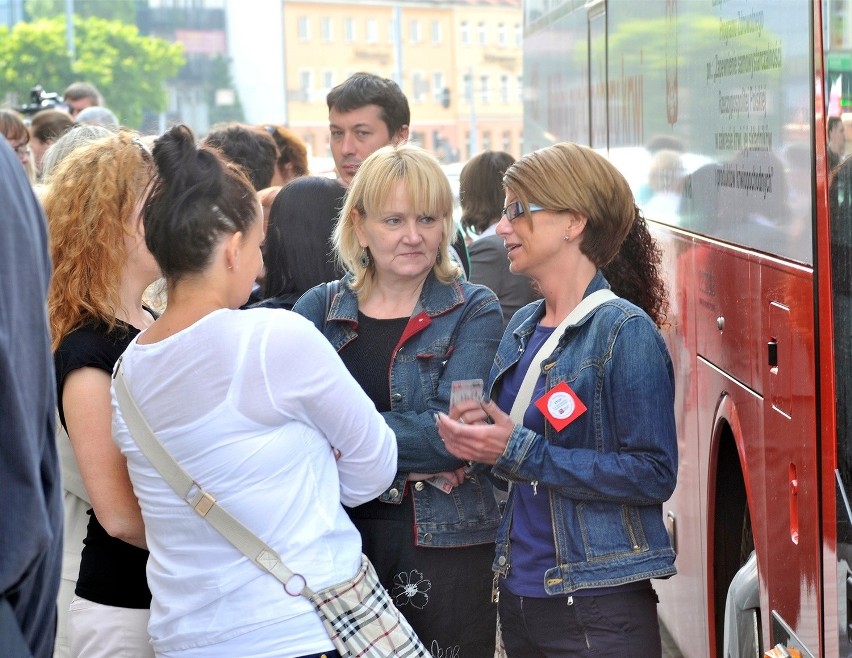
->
[512, 269, 611, 339]
[328, 271, 466, 325]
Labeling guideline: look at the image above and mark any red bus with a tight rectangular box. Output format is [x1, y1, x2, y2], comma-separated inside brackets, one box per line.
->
[520, 1, 850, 655]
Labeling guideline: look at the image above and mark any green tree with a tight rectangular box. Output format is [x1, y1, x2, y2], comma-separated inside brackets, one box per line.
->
[25, 0, 137, 23]
[0, 16, 184, 129]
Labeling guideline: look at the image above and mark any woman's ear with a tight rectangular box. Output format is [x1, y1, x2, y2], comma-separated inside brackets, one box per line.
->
[224, 231, 244, 270]
[566, 213, 588, 241]
[352, 209, 368, 248]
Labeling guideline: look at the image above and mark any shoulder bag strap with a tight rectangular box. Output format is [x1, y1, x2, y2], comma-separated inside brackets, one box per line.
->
[508, 289, 616, 424]
[112, 359, 313, 597]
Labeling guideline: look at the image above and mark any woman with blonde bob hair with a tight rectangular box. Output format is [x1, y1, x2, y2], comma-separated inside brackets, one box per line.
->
[295, 143, 504, 656]
[45, 130, 160, 657]
[437, 142, 676, 655]
[333, 142, 461, 299]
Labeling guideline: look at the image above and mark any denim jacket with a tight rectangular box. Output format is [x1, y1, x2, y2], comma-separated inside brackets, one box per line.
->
[294, 272, 504, 547]
[490, 271, 677, 593]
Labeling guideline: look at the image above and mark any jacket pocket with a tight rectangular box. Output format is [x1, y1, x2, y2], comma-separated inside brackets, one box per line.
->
[416, 340, 453, 396]
[576, 502, 649, 559]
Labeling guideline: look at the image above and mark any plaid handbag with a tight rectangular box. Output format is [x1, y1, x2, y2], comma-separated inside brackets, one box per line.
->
[307, 554, 429, 657]
[114, 361, 429, 658]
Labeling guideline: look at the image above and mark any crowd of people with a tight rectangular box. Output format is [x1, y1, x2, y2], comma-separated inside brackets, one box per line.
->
[1, 72, 678, 658]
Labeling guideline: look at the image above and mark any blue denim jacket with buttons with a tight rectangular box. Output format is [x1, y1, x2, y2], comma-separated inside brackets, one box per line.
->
[490, 271, 677, 592]
[294, 272, 504, 547]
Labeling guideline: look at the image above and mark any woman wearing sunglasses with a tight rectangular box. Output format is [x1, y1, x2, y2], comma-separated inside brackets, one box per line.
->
[437, 142, 678, 656]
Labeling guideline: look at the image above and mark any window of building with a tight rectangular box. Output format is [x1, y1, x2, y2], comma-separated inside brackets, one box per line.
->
[322, 69, 334, 92]
[500, 74, 509, 104]
[367, 18, 378, 44]
[410, 131, 425, 148]
[321, 17, 332, 43]
[412, 71, 426, 103]
[517, 75, 523, 103]
[303, 133, 314, 157]
[461, 21, 469, 45]
[299, 69, 313, 102]
[483, 131, 492, 151]
[464, 73, 473, 103]
[410, 19, 421, 44]
[344, 17, 355, 43]
[502, 130, 511, 153]
[515, 23, 522, 47]
[298, 16, 310, 41]
[480, 74, 489, 104]
[431, 20, 442, 45]
[478, 21, 487, 45]
[465, 131, 473, 159]
[432, 72, 445, 104]
[498, 22, 506, 46]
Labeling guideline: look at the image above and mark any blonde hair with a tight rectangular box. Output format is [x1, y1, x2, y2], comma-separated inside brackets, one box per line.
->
[334, 143, 459, 298]
[44, 130, 154, 350]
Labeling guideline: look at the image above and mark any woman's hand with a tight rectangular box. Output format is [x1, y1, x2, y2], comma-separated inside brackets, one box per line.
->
[437, 398, 514, 465]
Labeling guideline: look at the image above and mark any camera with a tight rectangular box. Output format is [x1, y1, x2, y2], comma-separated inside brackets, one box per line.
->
[16, 85, 69, 115]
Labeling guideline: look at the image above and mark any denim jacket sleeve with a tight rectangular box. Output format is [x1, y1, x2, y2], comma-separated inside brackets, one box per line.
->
[387, 285, 503, 475]
[492, 309, 678, 506]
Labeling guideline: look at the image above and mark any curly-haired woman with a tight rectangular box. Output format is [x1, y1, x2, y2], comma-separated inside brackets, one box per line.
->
[45, 130, 160, 657]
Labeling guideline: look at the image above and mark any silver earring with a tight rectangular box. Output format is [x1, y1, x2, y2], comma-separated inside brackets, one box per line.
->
[563, 233, 570, 242]
[436, 250, 442, 264]
[359, 248, 371, 268]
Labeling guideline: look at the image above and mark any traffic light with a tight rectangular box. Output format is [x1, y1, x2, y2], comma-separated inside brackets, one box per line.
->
[441, 87, 450, 109]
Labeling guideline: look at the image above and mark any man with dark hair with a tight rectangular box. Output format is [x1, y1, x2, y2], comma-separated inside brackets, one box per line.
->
[829, 116, 846, 170]
[0, 135, 63, 658]
[203, 123, 278, 191]
[325, 72, 472, 276]
[326, 72, 410, 187]
[62, 82, 103, 117]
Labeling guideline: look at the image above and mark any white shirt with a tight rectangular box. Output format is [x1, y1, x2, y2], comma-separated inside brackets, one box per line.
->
[112, 308, 397, 657]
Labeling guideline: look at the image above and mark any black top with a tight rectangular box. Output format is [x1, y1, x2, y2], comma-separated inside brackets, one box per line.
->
[339, 312, 408, 520]
[55, 318, 152, 609]
[339, 312, 408, 412]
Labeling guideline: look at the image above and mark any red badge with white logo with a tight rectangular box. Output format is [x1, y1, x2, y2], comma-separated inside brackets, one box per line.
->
[534, 381, 587, 431]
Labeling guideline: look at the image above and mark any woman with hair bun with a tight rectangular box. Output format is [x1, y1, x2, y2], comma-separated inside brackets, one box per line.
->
[111, 124, 397, 657]
[46, 129, 159, 657]
[438, 142, 678, 656]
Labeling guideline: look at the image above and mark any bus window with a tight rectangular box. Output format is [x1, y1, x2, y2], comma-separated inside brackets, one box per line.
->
[588, 5, 606, 150]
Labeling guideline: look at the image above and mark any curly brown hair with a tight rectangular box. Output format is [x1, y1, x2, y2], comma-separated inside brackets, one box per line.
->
[44, 130, 154, 350]
[601, 207, 668, 327]
[503, 142, 668, 327]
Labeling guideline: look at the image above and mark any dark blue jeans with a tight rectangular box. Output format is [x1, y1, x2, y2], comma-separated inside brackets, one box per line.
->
[498, 584, 662, 657]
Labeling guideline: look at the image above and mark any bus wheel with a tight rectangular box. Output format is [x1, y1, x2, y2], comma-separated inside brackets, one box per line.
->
[713, 428, 758, 657]
[722, 551, 762, 658]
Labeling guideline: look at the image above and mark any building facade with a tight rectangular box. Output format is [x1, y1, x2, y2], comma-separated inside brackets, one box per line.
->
[240, 0, 522, 164]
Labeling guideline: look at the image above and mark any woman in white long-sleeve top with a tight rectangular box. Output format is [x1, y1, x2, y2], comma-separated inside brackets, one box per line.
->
[110, 124, 397, 658]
